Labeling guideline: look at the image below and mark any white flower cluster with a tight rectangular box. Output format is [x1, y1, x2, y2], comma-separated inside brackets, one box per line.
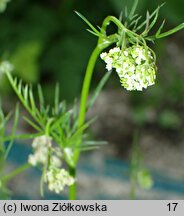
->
[44, 167, 75, 194]
[0, 61, 13, 77]
[28, 135, 75, 194]
[28, 135, 52, 166]
[100, 45, 156, 91]
[0, 0, 11, 13]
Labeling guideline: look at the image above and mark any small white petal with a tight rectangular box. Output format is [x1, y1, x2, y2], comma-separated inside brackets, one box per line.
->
[123, 51, 128, 56]
[100, 52, 107, 59]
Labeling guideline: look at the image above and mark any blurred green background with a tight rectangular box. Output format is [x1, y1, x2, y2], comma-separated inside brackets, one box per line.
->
[0, 0, 184, 129]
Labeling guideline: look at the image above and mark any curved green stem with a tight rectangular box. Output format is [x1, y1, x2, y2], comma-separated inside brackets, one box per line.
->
[74, 31, 119, 165]
[68, 42, 107, 200]
[100, 16, 147, 47]
[78, 47, 102, 128]
[69, 17, 121, 200]
[101, 16, 123, 32]
[68, 45, 110, 200]
[73, 45, 102, 164]
[1, 163, 30, 183]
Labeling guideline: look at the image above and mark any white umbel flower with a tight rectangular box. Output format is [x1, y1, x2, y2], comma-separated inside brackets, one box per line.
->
[28, 135, 74, 194]
[32, 135, 52, 148]
[100, 45, 156, 91]
[44, 166, 75, 194]
[50, 155, 62, 168]
[28, 135, 52, 166]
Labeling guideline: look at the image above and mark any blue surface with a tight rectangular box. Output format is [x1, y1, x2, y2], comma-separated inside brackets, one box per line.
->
[6, 141, 184, 199]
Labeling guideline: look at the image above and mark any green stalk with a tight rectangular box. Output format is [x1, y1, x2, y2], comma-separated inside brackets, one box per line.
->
[77, 46, 102, 141]
[68, 46, 102, 200]
[130, 177, 136, 199]
[68, 15, 121, 200]
[69, 166, 76, 200]
[75, 17, 121, 164]
[1, 163, 30, 183]
[73, 45, 104, 163]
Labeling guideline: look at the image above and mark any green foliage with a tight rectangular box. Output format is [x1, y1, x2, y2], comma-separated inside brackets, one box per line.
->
[0, 0, 10, 13]
[108, 0, 144, 15]
[158, 110, 182, 129]
[0, 104, 19, 161]
[10, 41, 42, 83]
[75, 11, 103, 38]
[6, 72, 106, 167]
[0, 181, 11, 199]
[107, 0, 184, 42]
[0, 103, 28, 199]
[88, 71, 112, 109]
[131, 106, 149, 126]
[41, 36, 93, 101]
[0, 0, 115, 101]
[0, 0, 183, 199]
[163, 0, 184, 23]
[0, 0, 183, 101]
[137, 169, 153, 190]
[109, 0, 184, 24]
[130, 132, 153, 199]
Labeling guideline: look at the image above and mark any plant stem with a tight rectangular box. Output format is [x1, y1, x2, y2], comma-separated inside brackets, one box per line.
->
[130, 177, 136, 199]
[74, 46, 102, 163]
[70, 46, 102, 200]
[1, 163, 30, 183]
[71, 17, 120, 199]
[69, 166, 76, 200]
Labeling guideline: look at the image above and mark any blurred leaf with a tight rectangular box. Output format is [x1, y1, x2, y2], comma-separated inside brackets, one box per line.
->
[10, 40, 42, 82]
[4, 103, 19, 159]
[0, 0, 10, 13]
[137, 169, 153, 190]
[108, 0, 133, 15]
[161, 0, 184, 24]
[108, 0, 147, 16]
[158, 110, 182, 129]
[156, 23, 184, 39]
[131, 106, 149, 126]
[41, 36, 94, 100]
[75, 11, 101, 36]
[0, 184, 11, 199]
